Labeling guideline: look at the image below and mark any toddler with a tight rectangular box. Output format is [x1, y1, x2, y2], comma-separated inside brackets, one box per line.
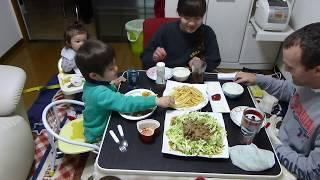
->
[61, 21, 88, 74]
[75, 40, 175, 143]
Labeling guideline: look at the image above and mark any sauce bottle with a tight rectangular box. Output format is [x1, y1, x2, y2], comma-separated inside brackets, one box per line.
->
[155, 62, 165, 84]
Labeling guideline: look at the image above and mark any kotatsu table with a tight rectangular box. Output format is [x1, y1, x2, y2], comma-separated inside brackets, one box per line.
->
[93, 71, 282, 179]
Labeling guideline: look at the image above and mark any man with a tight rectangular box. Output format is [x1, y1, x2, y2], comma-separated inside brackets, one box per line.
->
[235, 22, 320, 180]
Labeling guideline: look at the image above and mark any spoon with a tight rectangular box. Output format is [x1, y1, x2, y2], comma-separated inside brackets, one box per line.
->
[117, 124, 128, 147]
[109, 130, 127, 152]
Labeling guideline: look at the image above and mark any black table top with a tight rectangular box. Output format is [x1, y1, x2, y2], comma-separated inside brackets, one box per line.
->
[97, 72, 281, 177]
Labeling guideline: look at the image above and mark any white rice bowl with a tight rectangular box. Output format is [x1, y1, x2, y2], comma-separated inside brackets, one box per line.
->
[222, 82, 244, 98]
[172, 67, 190, 82]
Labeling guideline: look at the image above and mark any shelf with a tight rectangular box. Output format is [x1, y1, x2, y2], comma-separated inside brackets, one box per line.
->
[250, 18, 294, 42]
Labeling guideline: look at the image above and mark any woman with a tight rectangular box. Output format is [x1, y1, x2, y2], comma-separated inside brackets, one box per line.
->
[141, 0, 221, 72]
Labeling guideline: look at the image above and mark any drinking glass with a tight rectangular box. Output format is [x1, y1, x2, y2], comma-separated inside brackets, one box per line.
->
[240, 107, 265, 144]
[191, 60, 207, 83]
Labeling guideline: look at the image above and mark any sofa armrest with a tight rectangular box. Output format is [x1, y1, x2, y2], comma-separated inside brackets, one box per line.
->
[0, 65, 26, 116]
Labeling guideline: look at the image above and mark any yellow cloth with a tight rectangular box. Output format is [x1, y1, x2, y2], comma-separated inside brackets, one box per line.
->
[23, 84, 60, 93]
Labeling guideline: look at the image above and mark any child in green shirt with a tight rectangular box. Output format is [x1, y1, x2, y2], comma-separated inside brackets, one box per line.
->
[75, 40, 174, 143]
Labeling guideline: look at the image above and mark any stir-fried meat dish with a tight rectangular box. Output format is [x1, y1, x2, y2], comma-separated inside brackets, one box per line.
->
[183, 120, 210, 141]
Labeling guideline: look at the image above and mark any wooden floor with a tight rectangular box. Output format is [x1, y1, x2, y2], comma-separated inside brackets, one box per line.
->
[1, 41, 141, 109]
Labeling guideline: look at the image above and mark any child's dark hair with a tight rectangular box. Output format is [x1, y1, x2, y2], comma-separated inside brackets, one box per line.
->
[75, 40, 115, 81]
[64, 21, 88, 48]
[177, 0, 206, 17]
[283, 22, 320, 70]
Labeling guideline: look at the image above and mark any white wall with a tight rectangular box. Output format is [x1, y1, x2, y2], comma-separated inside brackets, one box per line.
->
[290, 0, 320, 29]
[165, 0, 179, 17]
[277, 0, 320, 79]
[0, 0, 22, 57]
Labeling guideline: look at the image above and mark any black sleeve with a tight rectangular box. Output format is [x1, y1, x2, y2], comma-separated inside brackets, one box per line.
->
[141, 24, 191, 69]
[140, 28, 164, 69]
[203, 27, 221, 72]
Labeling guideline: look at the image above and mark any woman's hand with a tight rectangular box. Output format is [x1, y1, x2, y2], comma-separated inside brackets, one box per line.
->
[111, 76, 126, 87]
[188, 57, 202, 69]
[152, 47, 167, 62]
[234, 72, 257, 85]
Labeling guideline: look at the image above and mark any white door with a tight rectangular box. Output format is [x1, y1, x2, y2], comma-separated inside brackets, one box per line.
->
[206, 0, 253, 63]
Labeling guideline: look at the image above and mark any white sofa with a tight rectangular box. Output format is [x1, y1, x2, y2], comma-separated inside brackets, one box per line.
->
[0, 65, 34, 180]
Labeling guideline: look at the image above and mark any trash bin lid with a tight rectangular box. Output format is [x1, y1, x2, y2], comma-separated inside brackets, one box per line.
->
[125, 19, 144, 32]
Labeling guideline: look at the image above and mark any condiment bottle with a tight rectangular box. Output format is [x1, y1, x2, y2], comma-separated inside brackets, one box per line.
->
[155, 62, 165, 84]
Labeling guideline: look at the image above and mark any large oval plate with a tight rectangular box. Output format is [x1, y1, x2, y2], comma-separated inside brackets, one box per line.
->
[146, 66, 173, 81]
[119, 89, 157, 121]
[163, 80, 208, 111]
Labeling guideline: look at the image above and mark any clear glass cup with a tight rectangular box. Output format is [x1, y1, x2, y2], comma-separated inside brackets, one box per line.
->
[240, 107, 265, 144]
[191, 60, 207, 84]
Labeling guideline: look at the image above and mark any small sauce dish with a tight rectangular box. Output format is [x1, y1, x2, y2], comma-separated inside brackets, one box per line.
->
[136, 119, 160, 143]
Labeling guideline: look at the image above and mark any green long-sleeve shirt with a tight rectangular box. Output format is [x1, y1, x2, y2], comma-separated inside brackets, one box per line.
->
[82, 81, 156, 142]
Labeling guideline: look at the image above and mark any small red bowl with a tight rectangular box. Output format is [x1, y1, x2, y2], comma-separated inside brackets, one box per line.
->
[137, 119, 160, 143]
[139, 127, 155, 143]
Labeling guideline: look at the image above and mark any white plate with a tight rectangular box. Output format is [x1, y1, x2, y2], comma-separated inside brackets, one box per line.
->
[146, 66, 173, 81]
[119, 89, 156, 121]
[162, 111, 229, 158]
[163, 80, 208, 111]
[57, 73, 84, 95]
[230, 106, 267, 128]
[230, 106, 249, 127]
[205, 81, 230, 113]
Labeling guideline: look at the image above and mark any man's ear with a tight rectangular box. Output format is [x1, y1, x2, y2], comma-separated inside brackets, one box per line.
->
[89, 72, 100, 81]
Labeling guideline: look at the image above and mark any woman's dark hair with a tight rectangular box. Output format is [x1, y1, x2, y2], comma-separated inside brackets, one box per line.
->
[64, 21, 88, 48]
[177, 0, 207, 17]
[75, 40, 115, 81]
[283, 22, 320, 70]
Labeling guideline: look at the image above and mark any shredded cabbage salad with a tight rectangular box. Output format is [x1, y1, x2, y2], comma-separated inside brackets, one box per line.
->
[166, 112, 226, 156]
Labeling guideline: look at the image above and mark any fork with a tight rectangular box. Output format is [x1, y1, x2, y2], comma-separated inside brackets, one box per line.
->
[109, 130, 127, 152]
[117, 124, 128, 147]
